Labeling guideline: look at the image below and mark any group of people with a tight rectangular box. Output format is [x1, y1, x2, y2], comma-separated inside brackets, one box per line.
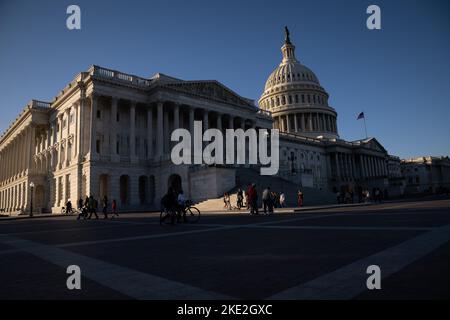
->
[336, 187, 389, 204]
[74, 195, 118, 220]
[224, 184, 305, 215]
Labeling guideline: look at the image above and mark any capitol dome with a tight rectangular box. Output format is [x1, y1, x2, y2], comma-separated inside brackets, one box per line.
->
[259, 27, 339, 139]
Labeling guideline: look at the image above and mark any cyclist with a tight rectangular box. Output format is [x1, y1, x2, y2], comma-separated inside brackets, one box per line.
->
[66, 199, 73, 214]
[161, 187, 178, 224]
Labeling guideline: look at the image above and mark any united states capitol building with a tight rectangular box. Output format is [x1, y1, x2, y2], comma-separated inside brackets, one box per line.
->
[1, 29, 446, 215]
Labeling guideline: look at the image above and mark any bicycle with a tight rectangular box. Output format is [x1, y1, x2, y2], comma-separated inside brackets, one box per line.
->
[160, 207, 177, 225]
[183, 200, 201, 223]
[61, 207, 78, 215]
[160, 201, 201, 225]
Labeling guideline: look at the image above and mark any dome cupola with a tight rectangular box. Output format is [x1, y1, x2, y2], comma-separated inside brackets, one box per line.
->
[259, 27, 339, 139]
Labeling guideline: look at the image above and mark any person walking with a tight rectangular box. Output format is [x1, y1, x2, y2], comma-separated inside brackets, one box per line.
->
[297, 190, 304, 207]
[236, 188, 244, 209]
[279, 192, 286, 208]
[262, 187, 271, 215]
[77, 198, 83, 212]
[268, 191, 274, 215]
[102, 195, 109, 219]
[111, 199, 118, 217]
[88, 195, 99, 219]
[247, 183, 257, 215]
[251, 183, 259, 215]
[224, 193, 232, 211]
[77, 198, 87, 220]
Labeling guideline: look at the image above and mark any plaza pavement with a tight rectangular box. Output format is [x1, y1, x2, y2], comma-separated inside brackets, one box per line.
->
[1, 197, 450, 300]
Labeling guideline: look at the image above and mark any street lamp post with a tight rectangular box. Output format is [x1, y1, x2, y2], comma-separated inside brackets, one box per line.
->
[29, 182, 35, 218]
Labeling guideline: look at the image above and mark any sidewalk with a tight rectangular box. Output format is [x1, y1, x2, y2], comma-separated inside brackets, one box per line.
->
[0, 213, 74, 222]
[1, 195, 448, 222]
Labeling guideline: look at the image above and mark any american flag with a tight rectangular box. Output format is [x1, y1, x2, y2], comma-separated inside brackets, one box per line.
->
[357, 112, 365, 120]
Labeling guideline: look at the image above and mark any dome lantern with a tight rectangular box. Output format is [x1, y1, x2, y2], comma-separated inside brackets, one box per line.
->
[281, 26, 298, 63]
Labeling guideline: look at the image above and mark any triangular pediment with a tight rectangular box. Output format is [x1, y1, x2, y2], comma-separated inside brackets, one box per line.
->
[162, 80, 255, 107]
[360, 137, 387, 153]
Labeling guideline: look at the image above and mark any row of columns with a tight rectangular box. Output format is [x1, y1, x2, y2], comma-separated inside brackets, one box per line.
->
[34, 109, 76, 174]
[0, 125, 36, 185]
[333, 152, 388, 182]
[276, 112, 337, 134]
[0, 181, 27, 212]
[94, 98, 255, 162]
[262, 93, 327, 110]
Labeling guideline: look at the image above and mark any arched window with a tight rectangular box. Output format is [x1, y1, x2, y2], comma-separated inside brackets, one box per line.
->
[119, 175, 129, 205]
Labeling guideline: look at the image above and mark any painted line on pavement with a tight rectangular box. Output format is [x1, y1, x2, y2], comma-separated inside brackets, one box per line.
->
[269, 224, 450, 300]
[0, 234, 232, 300]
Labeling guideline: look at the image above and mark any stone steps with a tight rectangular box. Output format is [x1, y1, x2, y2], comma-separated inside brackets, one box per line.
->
[195, 167, 337, 212]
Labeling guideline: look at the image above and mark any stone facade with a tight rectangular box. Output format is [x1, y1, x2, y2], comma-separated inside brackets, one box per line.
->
[401, 156, 450, 194]
[0, 28, 395, 215]
[0, 66, 273, 214]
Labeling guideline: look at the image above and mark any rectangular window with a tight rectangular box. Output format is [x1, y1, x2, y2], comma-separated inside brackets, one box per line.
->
[116, 113, 120, 122]
[301, 94, 305, 103]
[96, 140, 101, 154]
[97, 110, 101, 119]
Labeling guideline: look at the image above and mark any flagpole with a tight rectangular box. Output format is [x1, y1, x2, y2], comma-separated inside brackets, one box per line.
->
[363, 115, 368, 139]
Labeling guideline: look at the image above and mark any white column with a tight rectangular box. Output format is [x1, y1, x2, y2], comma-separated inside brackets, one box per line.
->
[73, 104, 79, 159]
[129, 102, 137, 162]
[335, 153, 341, 180]
[65, 109, 71, 165]
[156, 101, 163, 158]
[89, 95, 98, 160]
[217, 113, 222, 132]
[203, 110, 209, 131]
[163, 107, 169, 155]
[57, 115, 63, 168]
[286, 114, 291, 132]
[24, 127, 31, 174]
[173, 103, 180, 129]
[76, 100, 84, 160]
[294, 114, 298, 132]
[147, 106, 153, 160]
[228, 115, 234, 129]
[189, 108, 195, 163]
[110, 98, 119, 161]
[28, 126, 36, 173]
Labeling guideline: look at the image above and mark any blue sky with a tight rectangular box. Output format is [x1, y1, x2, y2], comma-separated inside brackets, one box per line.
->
[0, 0, 449, 159]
